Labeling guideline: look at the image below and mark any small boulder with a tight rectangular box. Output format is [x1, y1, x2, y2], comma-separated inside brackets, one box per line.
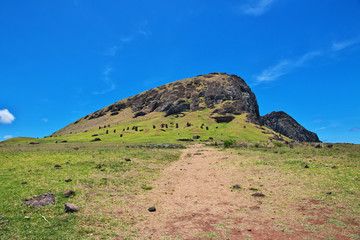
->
[326, 191, 332, 195]
[304, 165, 309, 168]
[22, 181, 28, 184]
[0, 216, 4, 220]
[64, 203, 79, 213]
[65, 178, 72, 182]
[251, 193, 265, 197]
[232, 185, 241, 190]
[60, 217, 67, 222]
[193, 135, 200, 140]
[91, 138, 101, 142]
[314, 143, 322, 148]
[63, 190, 75, 198]
[125, 158, 131, 162]
[54, 164, 61, 168]
[148, 207, 156, 212]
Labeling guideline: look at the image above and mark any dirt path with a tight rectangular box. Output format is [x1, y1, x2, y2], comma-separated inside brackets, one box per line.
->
[123, 144, 279, 239]
[121, 144, 357, 240]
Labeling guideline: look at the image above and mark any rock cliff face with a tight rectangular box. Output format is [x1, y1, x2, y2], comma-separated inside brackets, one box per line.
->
[89, 72, 260, 119]
[261, 111, 320, 142]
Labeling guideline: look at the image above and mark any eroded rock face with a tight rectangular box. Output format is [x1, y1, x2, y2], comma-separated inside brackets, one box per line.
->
[90, 73, 260, 119]
[261, 111, 320, 142]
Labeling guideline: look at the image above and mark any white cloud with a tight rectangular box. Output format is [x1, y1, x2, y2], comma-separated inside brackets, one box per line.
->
[240, 0, 276, 16]
[254, 35, 360, 85]
[103, 45, 120, 56]
[92, 66, 116, 95]
[332, 38, 360, 51]
[3, 135, 13, 139]
[42, 118, 49, 122]
[255, 50, 322, 84]
[121, 36, 134, 43]
[0, 109, 15, 124]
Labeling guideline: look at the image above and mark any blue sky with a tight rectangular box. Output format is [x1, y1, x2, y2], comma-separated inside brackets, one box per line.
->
[1, 0, 359, 143]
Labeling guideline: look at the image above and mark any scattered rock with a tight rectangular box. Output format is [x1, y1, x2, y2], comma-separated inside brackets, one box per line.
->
[148, 207, 156, 212]
[247, 228, 252, 231]
[232, 185, 241, 190]
[326, 191, 332, 195]
[64, 203, 79, 213]
[193, 135, 200, 139]
[327, 144, 333, 148]
[24, 216, 30, 220]
[74, 147, 79, 150]
[251, 193, 265, 197]
[91, 138, 101, 142]
[63, 190, 75, 198]
[177, 138, 194, 142]
[29, 142, 39, 145]
[92, 134, 99, 137]
[125, 158, 131, 162]
[250, 206, 260, 210]
[60, 217, 67, 222]
[314, 143, 322, 148]
[22, 181, 28, 184]
[0, 216, 4, 220]
[304, 165, 309, 168]
[23, 193, 56, 208]
[249, 187, 258, 191]
[61, 140, 68, 143]
[54, 164, 61, 168]
[331, 165, 337, 169]
[65, 178, 72, 182]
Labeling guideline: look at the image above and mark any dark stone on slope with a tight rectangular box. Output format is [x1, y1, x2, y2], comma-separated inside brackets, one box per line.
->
[212, 115, 235, 123]
[64, 203, 79, 212]
[251, 193, 265, 197]
[261, 111, 320, 142]
[148, 207, 156, 212]
[133, 111, 147, 118]
[91, 138, 101, 142]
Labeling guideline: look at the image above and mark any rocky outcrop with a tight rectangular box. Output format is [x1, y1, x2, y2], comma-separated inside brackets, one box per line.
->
[261, 111, 320, 142]
[89, 72, 260, 119]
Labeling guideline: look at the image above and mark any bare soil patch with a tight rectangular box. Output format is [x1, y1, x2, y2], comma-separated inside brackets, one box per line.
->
[121, 144, 359, 239]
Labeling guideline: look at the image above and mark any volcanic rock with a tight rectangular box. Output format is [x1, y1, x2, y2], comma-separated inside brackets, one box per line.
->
[64, 203, 79, 212]
[261, 111, 320, 142]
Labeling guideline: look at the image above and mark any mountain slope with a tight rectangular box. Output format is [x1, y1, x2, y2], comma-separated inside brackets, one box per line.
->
[50, 73, 319, 143]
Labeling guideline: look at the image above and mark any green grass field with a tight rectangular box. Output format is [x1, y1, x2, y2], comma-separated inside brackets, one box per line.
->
[0, 138, 359, 239]
[0, 143, 182, 239]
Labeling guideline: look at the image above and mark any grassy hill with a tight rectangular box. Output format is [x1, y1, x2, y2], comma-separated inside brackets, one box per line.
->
[1, 110, 287, 145]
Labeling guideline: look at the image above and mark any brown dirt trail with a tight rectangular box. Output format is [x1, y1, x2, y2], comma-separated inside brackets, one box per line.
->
[121, 144, 357, 240]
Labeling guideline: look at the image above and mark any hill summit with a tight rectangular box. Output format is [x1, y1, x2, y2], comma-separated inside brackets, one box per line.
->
[52, 72, 319, 142]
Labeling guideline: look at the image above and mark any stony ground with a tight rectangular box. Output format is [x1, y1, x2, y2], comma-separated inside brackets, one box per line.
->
[120, 144, 359, 240]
